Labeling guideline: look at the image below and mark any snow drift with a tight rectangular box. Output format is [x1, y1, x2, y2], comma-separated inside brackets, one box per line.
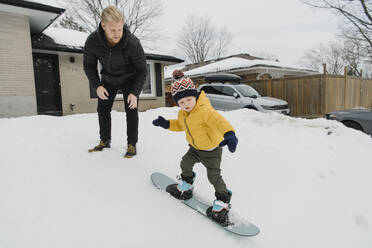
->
[0, 108, 371, 248]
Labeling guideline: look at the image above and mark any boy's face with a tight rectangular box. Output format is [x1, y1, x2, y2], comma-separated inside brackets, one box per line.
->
[178, 96, 196, 112]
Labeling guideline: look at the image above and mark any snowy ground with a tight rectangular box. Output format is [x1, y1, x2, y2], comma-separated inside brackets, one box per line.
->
[1, 108, 371, 248]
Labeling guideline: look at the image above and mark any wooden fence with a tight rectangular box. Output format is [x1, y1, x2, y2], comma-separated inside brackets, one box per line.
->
[242, 74, 372, 118]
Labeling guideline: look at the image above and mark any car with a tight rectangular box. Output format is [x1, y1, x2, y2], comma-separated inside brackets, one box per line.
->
[325, 109, 372, 136]
[197, 73, 290, 114]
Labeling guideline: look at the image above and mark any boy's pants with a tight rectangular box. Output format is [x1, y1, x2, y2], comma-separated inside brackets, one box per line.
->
[180, 145, 228, 195]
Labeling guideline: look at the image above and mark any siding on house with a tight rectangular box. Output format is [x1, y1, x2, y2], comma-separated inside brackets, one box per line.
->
[58, 52, 166, 115]
[0, 11, 37, 117]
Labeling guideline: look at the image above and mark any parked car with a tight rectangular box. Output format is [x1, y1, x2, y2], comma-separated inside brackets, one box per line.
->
[197, 73, 290, 114]
[325, 109, 372, 136]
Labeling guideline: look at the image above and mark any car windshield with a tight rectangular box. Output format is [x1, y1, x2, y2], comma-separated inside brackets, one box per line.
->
[234, 85, 260, 97]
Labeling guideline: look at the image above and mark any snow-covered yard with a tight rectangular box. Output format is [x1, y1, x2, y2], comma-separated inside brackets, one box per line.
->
[1, 108, 371, 248]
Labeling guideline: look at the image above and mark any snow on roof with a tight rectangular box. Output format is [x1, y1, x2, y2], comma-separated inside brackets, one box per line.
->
[43, 27, 89, 48]
[177, 57, 314, 78]
[164, 61, 188, 78]
[26, 0, 64, 9]
[41, 27, 182, 63]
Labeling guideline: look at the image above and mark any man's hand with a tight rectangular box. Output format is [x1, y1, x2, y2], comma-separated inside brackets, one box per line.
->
[127, 93, 137, 109]
[96, 86, 109, 100]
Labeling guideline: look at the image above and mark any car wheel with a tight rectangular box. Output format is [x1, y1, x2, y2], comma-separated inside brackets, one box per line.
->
[244, 105, 257, 111]
[342, 120, 363, 132]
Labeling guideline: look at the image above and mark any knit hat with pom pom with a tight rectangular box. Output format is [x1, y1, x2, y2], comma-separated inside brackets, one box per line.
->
[171, 70, 198, 104]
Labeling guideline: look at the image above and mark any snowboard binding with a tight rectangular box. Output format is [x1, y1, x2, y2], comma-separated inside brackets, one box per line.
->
[206, 208, 232, 226]
[166, 173, 196, 200]
[207, 190, 233, 227]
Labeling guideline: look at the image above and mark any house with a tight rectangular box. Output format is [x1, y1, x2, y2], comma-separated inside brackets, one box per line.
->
[0, 0, 183, 117]
[165, 55, 317, 82]
[180, 53, 263, 72]
[164, 55, 317, 106]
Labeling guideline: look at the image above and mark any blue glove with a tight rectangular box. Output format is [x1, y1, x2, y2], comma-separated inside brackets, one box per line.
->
[219, 131, 238, 153]
[152, 116, 170, 129]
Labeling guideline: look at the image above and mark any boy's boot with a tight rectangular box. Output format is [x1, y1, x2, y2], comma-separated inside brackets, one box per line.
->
[88, 140, 111, 152]
[124, 144, 137, 158]
[207, 190, 232, 226]
[166, 172, 196, 200]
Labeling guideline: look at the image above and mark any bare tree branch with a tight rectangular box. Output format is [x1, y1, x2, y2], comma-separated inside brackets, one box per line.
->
[57, 0, 164, 47]
[301, 0, 372, 59]
[177, 14, 232, 63]
[360, 0, 372, 23]
[213, 27, 232, 59]
[299, 39, 368, 76]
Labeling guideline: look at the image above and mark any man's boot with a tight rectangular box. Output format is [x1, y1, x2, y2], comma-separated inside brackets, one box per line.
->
[124, 144, 137, 158]
[88, 140, 111, 152]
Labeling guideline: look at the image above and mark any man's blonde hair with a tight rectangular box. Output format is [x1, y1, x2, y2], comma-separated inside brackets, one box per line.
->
[101, 6, 125, 24]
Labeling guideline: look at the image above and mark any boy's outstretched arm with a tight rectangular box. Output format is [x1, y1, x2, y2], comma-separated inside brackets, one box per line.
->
[152, 116, 184, 131]
[152, 116, 170, 129]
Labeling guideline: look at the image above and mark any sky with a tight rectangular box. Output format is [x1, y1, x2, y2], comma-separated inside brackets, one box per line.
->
[156, 0, 342, 65]
[1, 108, 372, 247]
[30, 0, 342, 65]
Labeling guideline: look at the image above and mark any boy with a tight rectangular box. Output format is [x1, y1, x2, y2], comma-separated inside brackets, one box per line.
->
[152, 70, 238, 225]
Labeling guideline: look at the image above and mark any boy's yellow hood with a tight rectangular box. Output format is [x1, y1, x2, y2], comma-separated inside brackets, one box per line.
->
[179, 91, 210, 116]
[194, 91, 210, 109]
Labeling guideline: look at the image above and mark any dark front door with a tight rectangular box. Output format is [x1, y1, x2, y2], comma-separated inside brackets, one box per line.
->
[33, 53, 62, 116]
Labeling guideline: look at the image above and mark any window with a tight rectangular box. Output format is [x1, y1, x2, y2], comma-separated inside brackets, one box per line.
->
[101, 60, 156, 99]
[201, 85, 223, 95]
[221, 86, 237, 96]
[118, 61, 155, 98]
[140, 61, 155, 97]
[235, 85, 260, 97]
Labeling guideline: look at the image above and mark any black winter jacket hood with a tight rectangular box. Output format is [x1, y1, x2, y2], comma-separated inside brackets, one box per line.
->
[83, 23, 147, 96]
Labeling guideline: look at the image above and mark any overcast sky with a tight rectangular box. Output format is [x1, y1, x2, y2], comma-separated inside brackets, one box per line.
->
[156, 0, 342, 65]
[38, 0, 342, 66]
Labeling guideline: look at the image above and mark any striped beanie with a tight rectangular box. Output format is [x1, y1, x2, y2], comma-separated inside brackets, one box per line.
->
[171, 70, 198, 104]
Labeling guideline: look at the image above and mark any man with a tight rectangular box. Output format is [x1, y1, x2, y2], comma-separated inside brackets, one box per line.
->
[83, 6, 147, 158]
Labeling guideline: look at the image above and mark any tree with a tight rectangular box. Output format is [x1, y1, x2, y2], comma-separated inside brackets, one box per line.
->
[341, 35, 363, 75]
[58, 0, 164, 44]
[300, 41, 344, 74]
[214, 27, 233, 59]
[256, 51, 278, 61]
[55, 13, 87, 32]
[299, 39, 369, 76]
[177, 15, 232, 63]
[301, 0, 372, 59]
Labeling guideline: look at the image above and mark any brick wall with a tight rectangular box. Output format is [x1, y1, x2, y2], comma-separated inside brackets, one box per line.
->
[0, 11, 37, 117]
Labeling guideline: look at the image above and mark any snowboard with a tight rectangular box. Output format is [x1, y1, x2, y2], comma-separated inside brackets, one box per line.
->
[150, 172, 260, 237]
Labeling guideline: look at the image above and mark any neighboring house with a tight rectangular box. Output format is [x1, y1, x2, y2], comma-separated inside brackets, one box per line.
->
[0, 0, 183, 117]
[180, 53, 263, 72]
[165, 56, 317, 82]
[164, 56, 317, 105]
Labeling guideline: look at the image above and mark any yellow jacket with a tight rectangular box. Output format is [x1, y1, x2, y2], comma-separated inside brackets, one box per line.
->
[169, 91, 235, 150]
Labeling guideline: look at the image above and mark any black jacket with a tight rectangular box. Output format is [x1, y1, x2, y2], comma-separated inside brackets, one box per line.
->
[83, 23, 147, 96]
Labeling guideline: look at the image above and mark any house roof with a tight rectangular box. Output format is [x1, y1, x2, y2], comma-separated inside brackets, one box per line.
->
[143, 53, 184, 63]
[165, 57, 316, 79]
[0, 0, 64, 34]
[32, 27, 183, 63]
[1, 1, 182, 63]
